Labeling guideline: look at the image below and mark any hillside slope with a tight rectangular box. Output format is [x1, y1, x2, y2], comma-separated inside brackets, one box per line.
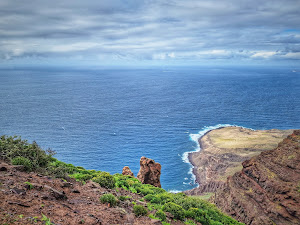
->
[213, 130, 300, 225]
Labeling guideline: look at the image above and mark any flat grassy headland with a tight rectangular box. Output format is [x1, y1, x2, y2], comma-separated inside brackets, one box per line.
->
[189, 126, 292, 185]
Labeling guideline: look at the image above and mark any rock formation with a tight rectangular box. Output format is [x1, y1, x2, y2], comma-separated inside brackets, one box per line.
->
[213, 130, 300, 225]
[122, 166, 134, 177]
[137, 156, 161, 188]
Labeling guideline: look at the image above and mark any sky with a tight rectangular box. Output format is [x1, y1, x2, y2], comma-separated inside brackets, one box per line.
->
[1, 0, 300, 67]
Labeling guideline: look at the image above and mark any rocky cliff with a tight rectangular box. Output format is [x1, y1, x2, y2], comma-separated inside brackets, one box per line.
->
[186, 127, 292, 195]
[213, 130, 300, 225]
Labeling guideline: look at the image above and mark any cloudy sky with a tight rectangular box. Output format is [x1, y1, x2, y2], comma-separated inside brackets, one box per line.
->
[1, 0, 300, 67]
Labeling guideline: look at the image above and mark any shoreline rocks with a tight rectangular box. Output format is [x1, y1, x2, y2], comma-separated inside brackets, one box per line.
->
[122, 166, 134, 177]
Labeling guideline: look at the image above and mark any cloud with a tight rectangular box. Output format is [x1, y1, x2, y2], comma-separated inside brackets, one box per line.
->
[251, 51, 277, 58]
[0, 0, 300, 65]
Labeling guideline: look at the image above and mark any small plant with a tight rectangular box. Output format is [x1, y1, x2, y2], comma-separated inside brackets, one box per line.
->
[185, 220, 197, 225]
[155, 210, 166, 221]
[11, 156, 32, 171]
[118, 195, 131, 201]
[41, 213, 54, 225]
[24, 181, 34, 190]
[133, 205, 148, 217]
[18, 214, 24, 219]
[92, 172, 115, 189]
[100, 194, 117, 207]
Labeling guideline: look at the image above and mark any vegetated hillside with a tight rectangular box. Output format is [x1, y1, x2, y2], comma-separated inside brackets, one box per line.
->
[213, 130, 300, 225]
[0, 135, 243, 225]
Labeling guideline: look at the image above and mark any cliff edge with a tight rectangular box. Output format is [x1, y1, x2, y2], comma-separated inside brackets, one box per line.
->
[213, 130, 300, 225]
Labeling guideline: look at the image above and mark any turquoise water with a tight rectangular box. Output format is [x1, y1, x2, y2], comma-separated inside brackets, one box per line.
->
[0, 66, 299, 191]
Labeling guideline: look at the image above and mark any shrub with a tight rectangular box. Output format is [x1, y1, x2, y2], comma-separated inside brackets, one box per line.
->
[100, 194, 117, 207]
[162, 202, 185, 221]
[70, 173, 93, 182]
[133, 205, 148, 217]
[155, 210, 166, 221]
[118, 195, 131, 201]
[92, 172, 115, 189]
[144, 194, 155, 202]
[11, 156, 32, 171]
[185, 208, 203, 219]
[0, 135, 55, 171]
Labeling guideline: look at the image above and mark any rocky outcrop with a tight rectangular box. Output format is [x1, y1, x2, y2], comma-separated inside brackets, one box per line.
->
[213, 130, 300, 225]
[122, 166, 134, 177]
[137, 157, 161, 188]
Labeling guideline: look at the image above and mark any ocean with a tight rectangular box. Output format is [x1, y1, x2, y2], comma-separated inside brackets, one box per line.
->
[0, 66, 299, 191]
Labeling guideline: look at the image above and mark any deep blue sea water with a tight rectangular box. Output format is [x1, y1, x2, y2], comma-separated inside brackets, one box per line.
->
[0, 66, 299, 191]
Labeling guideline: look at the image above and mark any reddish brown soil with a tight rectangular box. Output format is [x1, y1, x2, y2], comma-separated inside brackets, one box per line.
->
[0, 161, 183, 225]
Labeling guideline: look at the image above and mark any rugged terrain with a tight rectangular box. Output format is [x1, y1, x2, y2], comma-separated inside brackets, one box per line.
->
[0, 161, 166, 225]
[0, 135, 244, 225]
[213, 130, 300, 225]
[186, 127, 292, 195]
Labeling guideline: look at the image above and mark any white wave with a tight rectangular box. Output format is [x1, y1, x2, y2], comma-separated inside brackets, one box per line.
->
[182, 124, 238, 186]
[168, 189, 182, 193]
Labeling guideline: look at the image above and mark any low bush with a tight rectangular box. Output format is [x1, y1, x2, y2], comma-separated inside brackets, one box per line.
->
[0, 135, 55, 171]
[155, 210, 166, 221]
[133, 205, 148, 217]
[92, 172, 115, 189]
[11, 156, 32, 171]
[162, 202, 185, 221]
[100, 194, 117, 207]
[118, 195, 131, 201]
[70, 173, 93, 182]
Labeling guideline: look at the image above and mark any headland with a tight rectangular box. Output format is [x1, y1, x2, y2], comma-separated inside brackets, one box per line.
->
[186, 126, 292, 194]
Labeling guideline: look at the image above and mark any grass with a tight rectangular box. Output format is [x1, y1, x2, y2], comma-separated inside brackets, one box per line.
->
[209, 127, 290, 150]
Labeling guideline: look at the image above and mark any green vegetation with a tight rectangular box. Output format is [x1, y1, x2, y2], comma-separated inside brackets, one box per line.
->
[41, 213, 54, 225]
[24, 181, 34, 190]
[0, 135, 244, 225]
[155, 210, 166, 221]
[92, 172, 115, 189]
[0, 135, 55, 172]
[118, 195, 131, 201]
[100, 194, 117, 207]
[133, 205, 148, 217]
[163, 202, 185, 220]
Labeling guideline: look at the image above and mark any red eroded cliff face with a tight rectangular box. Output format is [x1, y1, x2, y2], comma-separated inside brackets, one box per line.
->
[213, 130, 300, 225]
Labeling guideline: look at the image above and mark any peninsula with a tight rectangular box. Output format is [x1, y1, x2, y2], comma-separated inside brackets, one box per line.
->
[186, 126, 292, 195]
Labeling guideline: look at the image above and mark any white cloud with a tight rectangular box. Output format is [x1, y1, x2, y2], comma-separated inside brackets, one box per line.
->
[251, 51, 277, 58]
[282, 52, 300, 59]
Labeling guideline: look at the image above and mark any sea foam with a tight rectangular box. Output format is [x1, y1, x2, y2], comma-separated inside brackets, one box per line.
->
[182, 124, 235, 186]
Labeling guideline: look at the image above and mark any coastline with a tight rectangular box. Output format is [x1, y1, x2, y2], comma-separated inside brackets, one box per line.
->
[183, 124, 234, 187]
[186, 126, 293, 194]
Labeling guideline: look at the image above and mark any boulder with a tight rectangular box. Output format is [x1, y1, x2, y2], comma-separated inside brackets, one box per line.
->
[122, 166, 134, 177]
[137, 156, 161, 188]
